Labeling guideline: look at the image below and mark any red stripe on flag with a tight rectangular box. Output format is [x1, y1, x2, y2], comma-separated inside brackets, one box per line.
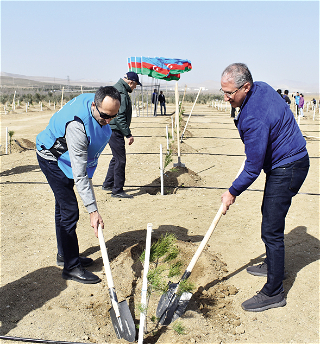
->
[142, 62, 169, 76]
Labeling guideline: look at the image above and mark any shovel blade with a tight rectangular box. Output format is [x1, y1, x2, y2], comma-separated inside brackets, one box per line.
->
[156, 282, 178, 319]
[109, 300, 136, 342]
[159, 291, 192, 325]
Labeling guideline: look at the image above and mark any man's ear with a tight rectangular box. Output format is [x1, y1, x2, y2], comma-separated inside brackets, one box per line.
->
[244, 82, 251, 94]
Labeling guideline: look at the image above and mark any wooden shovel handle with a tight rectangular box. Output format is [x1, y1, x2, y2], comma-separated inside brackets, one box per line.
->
[98, 225, 114, 288]
[98, 225, 120, 317]
[185, 159, 246, 274]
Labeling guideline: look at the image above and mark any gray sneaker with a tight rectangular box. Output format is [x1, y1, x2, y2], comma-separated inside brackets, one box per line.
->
[102, 186, 113, 191]
[242, 291, 286, 312]
[111, 192, 133, 199]
[247, 262, 267, 277]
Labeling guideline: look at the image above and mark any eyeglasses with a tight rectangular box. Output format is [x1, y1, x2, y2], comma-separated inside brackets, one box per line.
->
[220, 84, 245, 98]
[95, 104, 117, 119]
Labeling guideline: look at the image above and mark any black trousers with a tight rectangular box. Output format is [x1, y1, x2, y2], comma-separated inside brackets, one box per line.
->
[37, 154, 80, 270]
[260, 154, 309, 296]
[103, 130, 126, 194]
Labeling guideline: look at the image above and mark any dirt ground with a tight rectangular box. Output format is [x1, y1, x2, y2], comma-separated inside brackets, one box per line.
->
[0, 99, 319, 344]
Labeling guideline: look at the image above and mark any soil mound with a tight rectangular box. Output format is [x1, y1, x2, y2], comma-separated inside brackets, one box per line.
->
[100, 239, 240, 343]
[144, 166, 203, 195]
[1, 138, 36, 154]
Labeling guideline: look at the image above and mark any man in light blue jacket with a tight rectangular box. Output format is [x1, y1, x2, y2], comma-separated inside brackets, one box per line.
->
[37, 86, 120, 284]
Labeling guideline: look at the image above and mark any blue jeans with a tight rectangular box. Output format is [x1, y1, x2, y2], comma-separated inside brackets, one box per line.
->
[37, 154, 80, 270]
[260, 153, 309, 296]
[103, 130, 126, 194]
[160, 102, 166, 115]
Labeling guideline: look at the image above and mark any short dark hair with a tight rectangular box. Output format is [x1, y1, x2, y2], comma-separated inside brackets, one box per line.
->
[221, 63, 253, 87]
[94, 86, 121, 107]
[284, 90, 289, 95]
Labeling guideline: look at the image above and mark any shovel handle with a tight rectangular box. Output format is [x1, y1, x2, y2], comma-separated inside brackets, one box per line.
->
[98, 225, 121, 317]
[185, 158, 246, 274]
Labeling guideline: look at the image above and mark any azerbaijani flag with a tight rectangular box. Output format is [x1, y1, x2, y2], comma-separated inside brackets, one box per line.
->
[129, 57, 142, 73]
[163, 73, 181, 81]
[157, 57, 192, 74]
[141, 57, 170, 79]
[127, 56, 191, 80]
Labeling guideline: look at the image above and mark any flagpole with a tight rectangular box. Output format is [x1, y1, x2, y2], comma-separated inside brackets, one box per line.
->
[141, 56, 144, 116]
[174, 82, 185, 168]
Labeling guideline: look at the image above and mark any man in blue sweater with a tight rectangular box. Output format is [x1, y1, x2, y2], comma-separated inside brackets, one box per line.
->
[37, 86, 120, 284]
[220, 63, 309, 312]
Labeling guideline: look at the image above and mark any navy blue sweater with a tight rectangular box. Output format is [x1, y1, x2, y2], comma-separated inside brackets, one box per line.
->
[229, 81, 307, 196]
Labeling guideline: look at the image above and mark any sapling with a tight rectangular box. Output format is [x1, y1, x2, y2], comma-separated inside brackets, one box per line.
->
[139, 233, 194, 332]
[8, 130, 14, 153]
[172, 321, 186, 335]
[164, 149, 173, 172]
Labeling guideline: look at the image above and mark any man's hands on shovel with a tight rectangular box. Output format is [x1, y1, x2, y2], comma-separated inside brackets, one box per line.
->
[221, 190, 236, 215]
[90, 210, 104, 237]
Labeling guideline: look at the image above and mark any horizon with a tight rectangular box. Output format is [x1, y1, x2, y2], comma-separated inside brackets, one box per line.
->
[1, 70, 319, 95]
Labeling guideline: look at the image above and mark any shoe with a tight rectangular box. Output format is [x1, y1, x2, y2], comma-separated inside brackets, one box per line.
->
[62, 265, 101, 284]
[111, 192, 133, 199]
[241, 291, 286, 312]
[247, 262, 268, 277]
[101, 186, 113, 191]
[57, 253, 93, 267]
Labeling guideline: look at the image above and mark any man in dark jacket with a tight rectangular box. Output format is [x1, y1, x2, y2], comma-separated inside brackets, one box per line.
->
[152, 89, 158, 116]
[220, 63, 309, 312]
[283, 89, 291, 105]
[102, 72, 141, 198]
[158, 90, 166, 115]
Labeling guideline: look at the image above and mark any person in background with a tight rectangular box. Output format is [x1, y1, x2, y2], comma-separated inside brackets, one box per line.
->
[294, 92, 300, 117]
[102, 72, 142, 198]
[158, 90, 166, 115]
[36, 86, 121, 284]
[220, 63, 309, 312]
[152, 88, 158, 116]
[299, 93, 305, 117]
[283, 90, 291, 105]
[277, 89, 282, 97]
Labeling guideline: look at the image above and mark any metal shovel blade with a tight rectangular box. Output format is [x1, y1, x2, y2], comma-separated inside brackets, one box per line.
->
[158, 290, 192, 325]
[156, 282, 178, 319]
[109, 300, 136, 342]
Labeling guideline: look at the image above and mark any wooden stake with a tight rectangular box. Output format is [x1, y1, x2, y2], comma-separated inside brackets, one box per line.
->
[181, 87, 202, 142]
[61, 87, 64, 108]
[174, 82, 184, 167]
[166, 125, 169, 153]
[5, 127, 8, 154]
[160, 144, 164, 195]
[171, 116, 174, 141]
[12, 91, 16, 110]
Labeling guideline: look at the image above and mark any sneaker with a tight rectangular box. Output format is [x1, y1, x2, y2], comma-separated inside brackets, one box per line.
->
[101, 186, 113, 191]
[247, 262, 268, 277]
[241, 291, 286, 312]
[111, 192, 133, 199]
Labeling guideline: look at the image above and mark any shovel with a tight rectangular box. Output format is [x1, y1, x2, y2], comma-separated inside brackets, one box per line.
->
[138, 223, 153, 344]
[156, 160, 245, 325]
[98, 225, 136, 342]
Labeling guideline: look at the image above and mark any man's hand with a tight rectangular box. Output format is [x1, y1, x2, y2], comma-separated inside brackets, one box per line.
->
[127, 136, 134, 145]
[90, 210, 104, 237]
[221, 190, 236, 215]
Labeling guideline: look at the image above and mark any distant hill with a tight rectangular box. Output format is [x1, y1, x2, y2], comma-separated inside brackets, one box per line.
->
[1, 71, 318, 94]
[0, 72, 111, 90]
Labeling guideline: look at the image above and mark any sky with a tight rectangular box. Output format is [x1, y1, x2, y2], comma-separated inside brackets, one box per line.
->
[1, 1, 319, 92]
